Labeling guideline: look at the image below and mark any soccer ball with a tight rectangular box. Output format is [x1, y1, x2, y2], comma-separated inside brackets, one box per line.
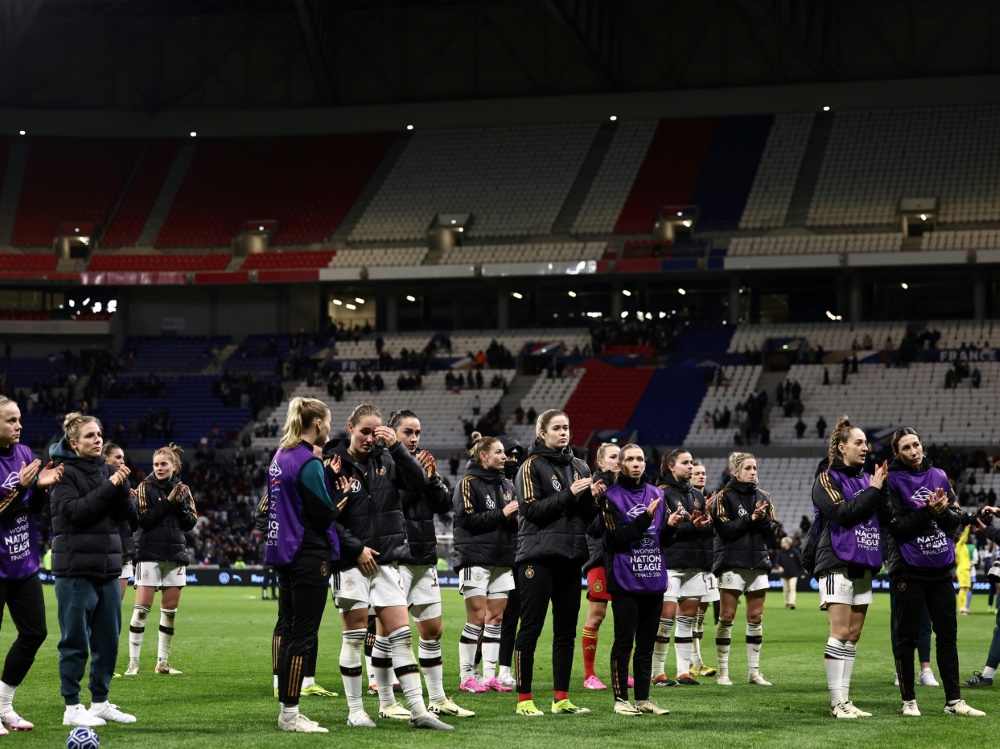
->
[66, 726, 100, 749]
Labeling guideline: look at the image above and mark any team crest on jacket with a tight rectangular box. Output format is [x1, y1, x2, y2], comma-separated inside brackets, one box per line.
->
[320, 562, 329, 577]
[524, 566, 535, 579]
[551, 476, 562, 491]
[377, 465, 387, 476]
[504, 491, 513, 502]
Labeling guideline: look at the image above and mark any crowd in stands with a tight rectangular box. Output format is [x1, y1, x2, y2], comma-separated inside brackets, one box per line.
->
[212, 372, 283, 414]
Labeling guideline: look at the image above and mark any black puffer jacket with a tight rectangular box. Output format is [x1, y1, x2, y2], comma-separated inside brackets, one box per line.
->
[712, 478, 776, 574]
[400, 448, 453, 566]
[324, 439, 427, 571]
[452, 463, 517, 569]
[135, 475, 197, 563]
[883, 456, 961, 580]
[515, 442, 595, 565]
[658, 474, 714, 570]
[49, 439, 132, 583]
[583, 468, 615, 573]
[810, 459, 888, 576]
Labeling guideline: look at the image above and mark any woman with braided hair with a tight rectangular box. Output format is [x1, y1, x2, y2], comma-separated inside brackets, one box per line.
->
[810, 416, 886, 719]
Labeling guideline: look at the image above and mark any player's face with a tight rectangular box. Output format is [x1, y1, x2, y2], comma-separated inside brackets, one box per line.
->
[620, 447, 645, 479]
[839, 428, 868, 467]
[395, 417, 421, 453]
[349, 415, 381, 456]
[105, 448, 125, 469]
[483, 441, 506, 471]
[670, 452, 693, 482]
[691, 465, 707, 490]
[895, 434, 922, 469]
[70, 421, 103, 458]
[152, 453, 175, 480]
[314, 410, 332, 445]
[0, 403, 21, 447]
[540, 415, 570, 450]
[598, 447, 620, 473]
[736, 459, 758, 484]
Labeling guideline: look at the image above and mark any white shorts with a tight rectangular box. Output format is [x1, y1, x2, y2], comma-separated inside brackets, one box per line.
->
[717, 568, 769, 594]
[332, 564, 407, 611]
[135, 560, 186, 588]
[663, 569, 707, 602]
[818, 568, 873, 610]
[399, 564, 442, 621]
[120, 561, 134, 580]
[701, 572, 721, 603]
[457, 565, 515, 600]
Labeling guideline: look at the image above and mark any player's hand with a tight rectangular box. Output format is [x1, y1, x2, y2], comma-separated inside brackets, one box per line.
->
[373, 425, 396, 448]
[17, 459, 41, 487]
[870, 460, 888, 490]
[666, 505, 684, 527]
[590, 480, 606, 498]
[326, 453, 342, 476]
[752, 501, 767, 521]
[417, 450, 436, 477]
[36, 461, 64, 488]
[357, 547, 380, 575]
[704, 493, 716, 512]
[570, 477, 593, 496]
[646, 497, 662, 517]
[502, 500, 519, 517]
[691, 510, 712, 528]
[110, 465, 131, 486]
[927, 488, 949, 516]
[333, 475, 351, 497]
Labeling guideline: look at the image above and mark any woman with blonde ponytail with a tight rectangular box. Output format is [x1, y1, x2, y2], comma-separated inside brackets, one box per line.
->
[124, 443, 196, 678]
[810, 416, 888, 719]
[49, 412, 136, 727]
[265, 397, 345, 733]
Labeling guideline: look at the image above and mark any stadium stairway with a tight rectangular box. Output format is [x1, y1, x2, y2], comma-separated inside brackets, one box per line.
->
[140, 141, 197, 247]
[330, 134, 410, 244]
[0, 140, 27, 245]
[784, 112, 833, 227]
[563, 359, 653, 443]
[551, 121, 618, 235]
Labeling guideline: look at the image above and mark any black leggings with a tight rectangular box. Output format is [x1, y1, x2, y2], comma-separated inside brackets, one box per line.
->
[276, 556, 328, 705]
[514, 558, 582, 695]
[272, 591, 319, 680]
[0, 573, 47, 686]
[610, 592, 660, 702]
[893, 576, 960, 702]
[499, 583, 520, 668]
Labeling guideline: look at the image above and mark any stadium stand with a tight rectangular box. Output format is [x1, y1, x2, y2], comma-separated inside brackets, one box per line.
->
[327, 246, 427, 268]
[921, 229, 1000, 251]
[728, 233, 902, 256]
[240, 250, 336, 270]
[121, 336, 231, 373]
[0, 252, 58, 272]
[562, 359, 653, 442]
[728, 322, 908, 353]
[917, 319, 998, 349]
[739, 114, 814, 229]
[684, 365, 764, 446]
[100, 139, 180, 247]
[348, 124, 598, 242]
[506, 370, 584, 447]
[439, 242, 605, 265]
[155, 134, 393, 247]
[615, 118, 716, 234]
[87, 252, 230, 272]
[807, 106, 1000, 227]
[571, 120, 658, 235]
[12, 138, 143, 247]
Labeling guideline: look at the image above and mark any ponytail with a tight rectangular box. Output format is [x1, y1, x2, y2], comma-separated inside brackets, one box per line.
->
[279, 397, 330, 450]
[827, 415, 854, 470]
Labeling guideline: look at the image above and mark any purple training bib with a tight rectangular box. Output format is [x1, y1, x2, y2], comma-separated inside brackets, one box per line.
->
[603, 482, 669, 594]
[888, 467, 955, 569]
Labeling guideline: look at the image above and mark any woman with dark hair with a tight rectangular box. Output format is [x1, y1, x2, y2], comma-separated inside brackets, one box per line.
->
[389, 409, 471, 717]
[811, 416, 886, 719]
[125, 443, 196, 677]
[653, 448, 712, 687]
[264, 397, 344, 733]
[101, 443, 137, 602]
[712, 451, 775, 688]
[582, 443, 619, 691]
[49, 412, 135, 727]
[513, 409, 597, 717]
[453, 432, 517, 693]
[495, 434, 524, 689]
[326, 403, 452, 731]
[689, 459, 719, 676]
[0, 395, 62, 732]
[597, 444, 682, 716]
[885, 426, 984, 717]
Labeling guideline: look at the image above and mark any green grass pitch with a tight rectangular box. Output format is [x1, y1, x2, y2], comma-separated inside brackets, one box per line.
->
[13, 585, 1000, 747]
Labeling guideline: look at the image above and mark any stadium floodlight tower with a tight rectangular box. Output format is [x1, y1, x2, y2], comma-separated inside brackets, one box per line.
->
[427, 212, 472, 253]
[898, 197, 937, 238]
[653, 205, 698, 242]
